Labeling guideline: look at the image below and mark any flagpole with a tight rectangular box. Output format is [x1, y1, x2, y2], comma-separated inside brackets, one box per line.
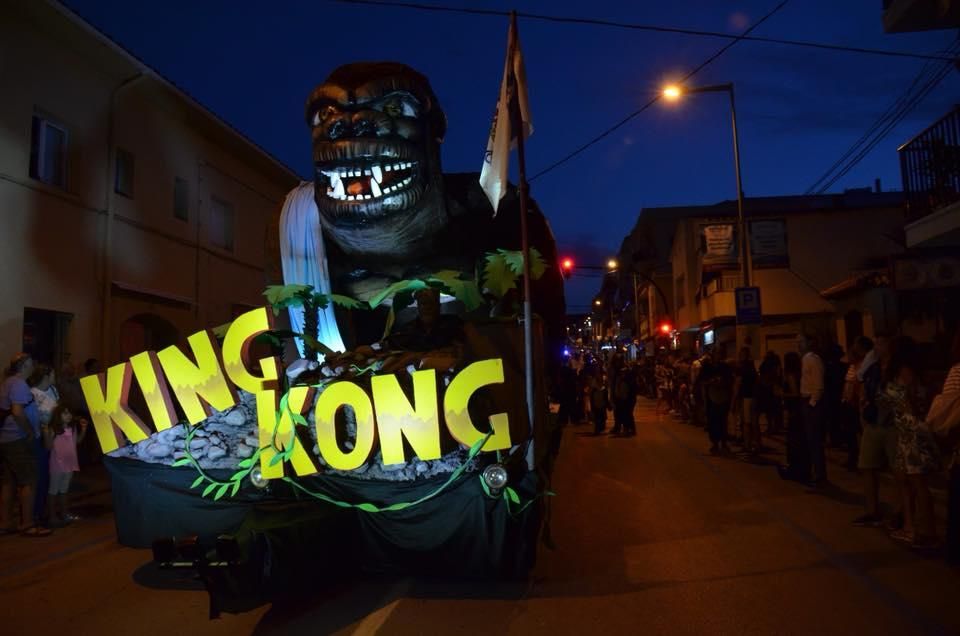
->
[509, 11, 536, 470]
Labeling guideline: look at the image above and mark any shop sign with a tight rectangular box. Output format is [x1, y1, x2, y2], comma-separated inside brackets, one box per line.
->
[700, 224, 738, 269]
[749, 219, 789, 268]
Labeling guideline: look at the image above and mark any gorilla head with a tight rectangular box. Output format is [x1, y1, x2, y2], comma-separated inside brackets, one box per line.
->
[306, 62, 448, 260]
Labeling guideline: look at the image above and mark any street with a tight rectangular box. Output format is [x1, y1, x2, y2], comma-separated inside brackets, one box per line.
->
[2, 398, 959, 636]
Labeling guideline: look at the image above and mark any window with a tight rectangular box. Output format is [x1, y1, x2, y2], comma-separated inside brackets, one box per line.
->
[209, 196, 234, 251]
[29, 115, 68, 188]
[174, 177, 189, 221]
[115, 148, 135, 197]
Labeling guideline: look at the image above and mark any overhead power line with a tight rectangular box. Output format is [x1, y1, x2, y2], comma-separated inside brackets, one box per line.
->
[804, 45, 950, 194]
[328, 0, 953, 63]
[807, 38, 960, 194]
[528, 0, 789, 182]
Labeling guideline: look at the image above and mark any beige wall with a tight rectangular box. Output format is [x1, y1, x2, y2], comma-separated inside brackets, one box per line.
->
[0, 1, 297, 368]
[668, 205, 905, 354]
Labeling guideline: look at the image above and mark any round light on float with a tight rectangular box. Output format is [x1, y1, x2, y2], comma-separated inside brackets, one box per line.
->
[249, 467, 269, 489]
[481, 463, 508, 497]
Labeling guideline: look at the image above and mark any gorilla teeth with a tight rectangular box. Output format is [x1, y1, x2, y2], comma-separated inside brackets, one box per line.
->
[321, 160, 418, 201]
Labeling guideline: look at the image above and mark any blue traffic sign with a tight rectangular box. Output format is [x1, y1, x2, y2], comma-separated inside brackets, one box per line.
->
[735, 286, 762, 325]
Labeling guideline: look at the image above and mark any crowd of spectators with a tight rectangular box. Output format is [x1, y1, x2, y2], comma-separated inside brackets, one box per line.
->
[0, 353, 98, 537]
[633, 331, 960, 564]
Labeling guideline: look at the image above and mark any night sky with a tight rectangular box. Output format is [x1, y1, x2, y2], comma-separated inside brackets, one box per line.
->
[64, 0, 959, 311]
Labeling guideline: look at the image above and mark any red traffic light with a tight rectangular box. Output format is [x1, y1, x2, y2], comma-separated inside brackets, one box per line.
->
[659, 322, 672, 335]
[561, 257, 574, 279]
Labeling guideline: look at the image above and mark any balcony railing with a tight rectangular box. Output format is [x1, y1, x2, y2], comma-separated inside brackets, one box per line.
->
[899, 106, 960, 221]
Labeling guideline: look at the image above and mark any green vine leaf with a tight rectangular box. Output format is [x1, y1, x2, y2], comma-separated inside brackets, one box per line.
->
[329, 294, 365, 310]
[231, 481, 241, 497]
[505, 486, 521, 505]
[202, 483, 217, 498]
[229, 470, 248, 482]
[483, 252, 517, 298]
[502, 248, 546, 279]
[430, 273, 483, 311]
[264, 284, 312, 307]
[237, 458, 253, 469]
[291, 413, 308, 427]
[171, 457, 191, 468]
[356, 502, 378, 513]
[368, 279, 427, 309]
[382, 307, 397, 339]
[269, 452, 285, 467]
[214, 484, 229, 501]
[190, 475, 204, 489]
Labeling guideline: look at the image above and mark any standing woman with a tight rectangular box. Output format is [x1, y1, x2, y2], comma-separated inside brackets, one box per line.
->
[780, 352, 810, 482]
[882, 337, 940, 548]
[0, 354, 50, 536]
[29, 364, 58, 525]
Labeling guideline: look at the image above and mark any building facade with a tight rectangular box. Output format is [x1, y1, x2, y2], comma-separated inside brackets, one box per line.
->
[0, 0, 299, 370]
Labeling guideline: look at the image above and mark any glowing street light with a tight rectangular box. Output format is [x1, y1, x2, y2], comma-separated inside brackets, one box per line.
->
[662, 84, 682, 101]
[606, 258, 619, 270]
[594, 299, 602, 306]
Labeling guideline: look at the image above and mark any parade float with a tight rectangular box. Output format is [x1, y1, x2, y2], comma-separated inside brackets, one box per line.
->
[81, 56, 565, 610]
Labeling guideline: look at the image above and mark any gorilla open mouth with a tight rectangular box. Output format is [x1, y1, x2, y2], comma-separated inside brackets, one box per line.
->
[314, 143, 428, 225]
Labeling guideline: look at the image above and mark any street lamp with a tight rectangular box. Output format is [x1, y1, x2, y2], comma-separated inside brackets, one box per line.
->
[661, 82, 750, 289]
[662, 84, 682, 101]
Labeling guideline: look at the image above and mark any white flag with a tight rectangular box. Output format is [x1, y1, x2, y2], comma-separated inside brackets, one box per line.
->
[479, 15, 533, 215]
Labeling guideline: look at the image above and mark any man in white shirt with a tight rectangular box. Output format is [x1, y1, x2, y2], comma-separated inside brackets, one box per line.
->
[799, 334, 828, 486]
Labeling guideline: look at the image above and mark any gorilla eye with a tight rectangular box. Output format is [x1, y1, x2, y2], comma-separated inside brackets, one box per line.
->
[312, 105, 338, 127]
[379, 95, 420, 118]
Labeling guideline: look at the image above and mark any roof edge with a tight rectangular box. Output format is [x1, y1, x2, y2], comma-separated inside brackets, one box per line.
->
[50, 0, 302, 183]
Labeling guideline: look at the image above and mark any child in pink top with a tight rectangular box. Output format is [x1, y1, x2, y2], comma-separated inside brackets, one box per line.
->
[43, 405, 87, 526]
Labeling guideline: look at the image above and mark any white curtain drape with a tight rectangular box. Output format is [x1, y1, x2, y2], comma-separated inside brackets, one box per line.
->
[278, 181, 345, 358]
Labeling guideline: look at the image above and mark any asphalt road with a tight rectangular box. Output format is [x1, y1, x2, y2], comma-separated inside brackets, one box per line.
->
[2, 399, 959, 635]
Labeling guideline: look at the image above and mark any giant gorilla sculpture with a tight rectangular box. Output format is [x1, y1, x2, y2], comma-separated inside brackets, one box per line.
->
[284, 61, 565, 353]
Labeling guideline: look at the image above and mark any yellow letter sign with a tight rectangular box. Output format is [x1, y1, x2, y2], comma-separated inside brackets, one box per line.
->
[372, 368, 440, 465]
[314, 381, 376, 471]
[157, 331, 237, 425]
[80, 362, 152, 453]
[256, 386, 318, 479]
[222, 307, 280, 394]
[443, 359, 512, 452]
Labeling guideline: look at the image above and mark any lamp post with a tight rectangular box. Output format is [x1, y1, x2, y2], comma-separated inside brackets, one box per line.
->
[662, 82, 751, 288]
[663, 82, 755, 354]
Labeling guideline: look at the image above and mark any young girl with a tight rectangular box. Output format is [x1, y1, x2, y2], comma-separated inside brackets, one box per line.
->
[43, 405, 87, 526]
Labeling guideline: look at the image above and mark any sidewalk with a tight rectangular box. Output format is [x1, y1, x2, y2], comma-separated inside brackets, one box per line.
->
[656, 402, 951, 529]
